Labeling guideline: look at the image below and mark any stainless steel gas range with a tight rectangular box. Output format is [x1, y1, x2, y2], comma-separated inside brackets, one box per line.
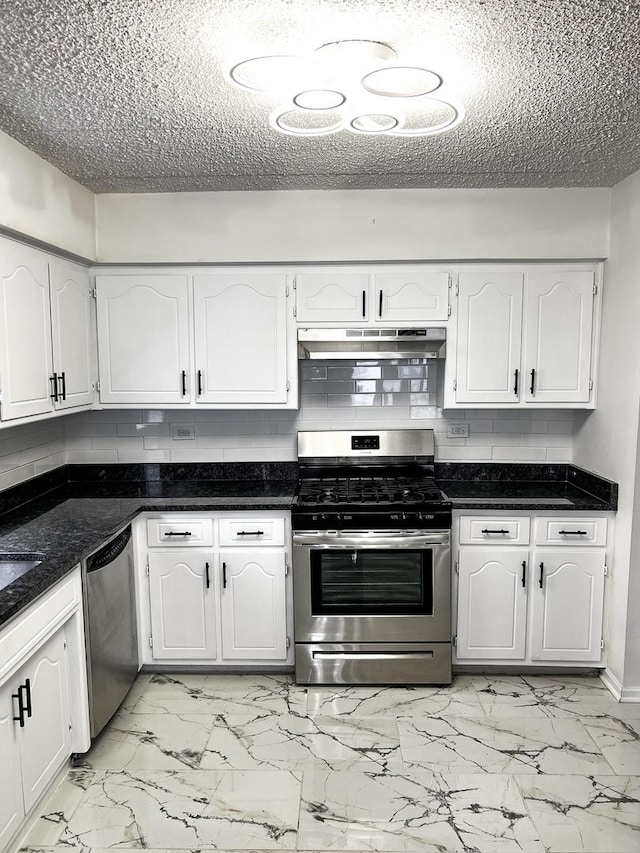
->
[292, 429, 452, 685]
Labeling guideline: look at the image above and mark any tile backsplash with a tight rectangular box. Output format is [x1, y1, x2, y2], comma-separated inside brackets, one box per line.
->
[0, 359, 574, 489]
[62, 358, 573, 467]
[0, 419, 65, 492]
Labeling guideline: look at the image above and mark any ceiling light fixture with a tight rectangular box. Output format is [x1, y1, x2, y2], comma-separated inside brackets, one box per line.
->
[227, 39, 464, 138]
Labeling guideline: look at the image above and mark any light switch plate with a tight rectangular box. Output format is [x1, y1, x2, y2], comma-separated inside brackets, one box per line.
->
[446, 423, 470, 438]
[171, 424, 195, 440]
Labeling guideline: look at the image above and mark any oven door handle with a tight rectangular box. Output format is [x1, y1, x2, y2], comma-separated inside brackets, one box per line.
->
[293, 531, 450, 548]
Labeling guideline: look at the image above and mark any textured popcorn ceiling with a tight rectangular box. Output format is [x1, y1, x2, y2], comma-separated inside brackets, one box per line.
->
[0, 0, 638, 193]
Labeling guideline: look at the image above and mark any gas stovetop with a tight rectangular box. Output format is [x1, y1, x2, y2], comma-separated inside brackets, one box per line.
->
[293, 428, 451, 531]
[295, 475, 445, 507]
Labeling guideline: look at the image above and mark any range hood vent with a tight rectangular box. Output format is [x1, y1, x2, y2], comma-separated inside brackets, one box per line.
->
[298, 327, 446, 360]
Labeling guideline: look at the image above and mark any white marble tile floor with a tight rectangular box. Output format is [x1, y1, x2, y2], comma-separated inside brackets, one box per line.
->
[20, 673, 640, 853]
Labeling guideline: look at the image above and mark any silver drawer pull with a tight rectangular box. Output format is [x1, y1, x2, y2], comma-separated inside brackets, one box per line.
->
[558, 529, 588, 535]
[164, 531, 192, 537]
[236, 530, 264, 536]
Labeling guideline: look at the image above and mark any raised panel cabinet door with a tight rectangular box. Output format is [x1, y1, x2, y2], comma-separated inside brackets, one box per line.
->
[295, 272, 370, 323]
[148, 551, 216, 659]
[455, 272, 524, 404]
[0, 678, 24, 850]
[530, 550, 605, 662]
[193, 273, 289, 404]
[456, 548, 528, 659]
[220, 550, 287, 660]
[49, 259, 94, 410]
[523, 271, 595, 404]
[0, 239, 53, 420]
[373, 270, 450, 322]
[96, 274, 191, 404]
[18, 629, 72, 812]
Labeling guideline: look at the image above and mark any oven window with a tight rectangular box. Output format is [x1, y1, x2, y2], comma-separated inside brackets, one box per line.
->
[310, 549, 434, 616]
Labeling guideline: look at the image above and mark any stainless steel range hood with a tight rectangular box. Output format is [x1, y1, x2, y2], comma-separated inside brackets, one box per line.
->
[298, 327, 446, 360]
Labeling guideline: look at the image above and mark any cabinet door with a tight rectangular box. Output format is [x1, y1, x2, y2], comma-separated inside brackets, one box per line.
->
[148, 551, 216, 659]
[96, 274, 191, 404]
[456, 548, 528, 659]
[530, 550, 605, 661]
[49, 259, 94, 410]
[220, 550, 287, 660]
[373, 270, 449, 322]
[0, 679, 23, 850]
[454, 272, 523, 404]
[295, 272, 370, 323]
[523, 271, 595, 404]
[0, 240, 53, 420]
[193, 273, 289, 404]
[18, 629, 71, 812]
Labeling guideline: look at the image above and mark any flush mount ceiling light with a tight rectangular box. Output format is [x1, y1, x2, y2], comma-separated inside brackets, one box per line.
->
[227, 39, 464, 138]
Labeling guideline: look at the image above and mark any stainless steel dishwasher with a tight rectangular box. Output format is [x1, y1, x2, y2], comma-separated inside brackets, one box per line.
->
[82, 524, 138, 738]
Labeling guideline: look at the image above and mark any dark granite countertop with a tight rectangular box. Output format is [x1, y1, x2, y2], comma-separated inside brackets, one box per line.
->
[438, 480, 614, 511]
[0, 460, 617, 630]
[0, 480, 297, 629]
[434, 462, 618, 512]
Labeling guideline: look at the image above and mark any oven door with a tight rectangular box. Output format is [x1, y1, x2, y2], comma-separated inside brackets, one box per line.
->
[292, 530, 451, 643]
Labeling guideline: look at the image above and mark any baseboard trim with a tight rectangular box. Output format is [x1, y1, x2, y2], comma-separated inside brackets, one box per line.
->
[620, 685, 640, 702]
[600, 667, 623, 699]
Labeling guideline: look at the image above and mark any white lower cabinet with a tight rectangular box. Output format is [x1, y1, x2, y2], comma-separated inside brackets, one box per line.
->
[455, 514, 608, 665]
[148, 551, 217, 659]
[0, 628, 72, 850]
[457, 548, 528, 660]
[220, 550, 287, 660]
[0, 568, 89, 853]
[530, 549, 605, 661]
[142, 513, 291, 666]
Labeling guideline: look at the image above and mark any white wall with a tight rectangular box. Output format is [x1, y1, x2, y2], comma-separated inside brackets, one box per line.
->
[573, 168, 640, 698]
[0, 131, 96, 259]
[95, 188, 611, 263]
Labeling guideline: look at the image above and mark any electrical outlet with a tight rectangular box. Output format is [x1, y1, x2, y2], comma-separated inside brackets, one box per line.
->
[171, 424, 195, 440]
[446, 423, 470, 438]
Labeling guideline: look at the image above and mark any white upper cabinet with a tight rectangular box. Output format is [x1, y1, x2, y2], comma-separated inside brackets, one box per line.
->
[295, 272, 371, 323]
[372, 270, 450, 323]
[96, 274, 191, 404]
[0, 237, 94, 424]
[0, 240, 54, 420]
[454, 272, 523, 404]
[49, 259, 94, 411]
[193, 273, 289, 404]
[445, 265, 599, 408]
[96, 269, 295, 408]
[523, 271, 595, 404]
[295, 267, 450, 325]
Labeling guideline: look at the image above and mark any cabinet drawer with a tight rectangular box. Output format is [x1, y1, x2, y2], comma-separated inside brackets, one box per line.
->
[147, 518, 213, 547]
[218, 518, 285, 547]
[459, 516, 530, 545]
[534, 518, 607, 546]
